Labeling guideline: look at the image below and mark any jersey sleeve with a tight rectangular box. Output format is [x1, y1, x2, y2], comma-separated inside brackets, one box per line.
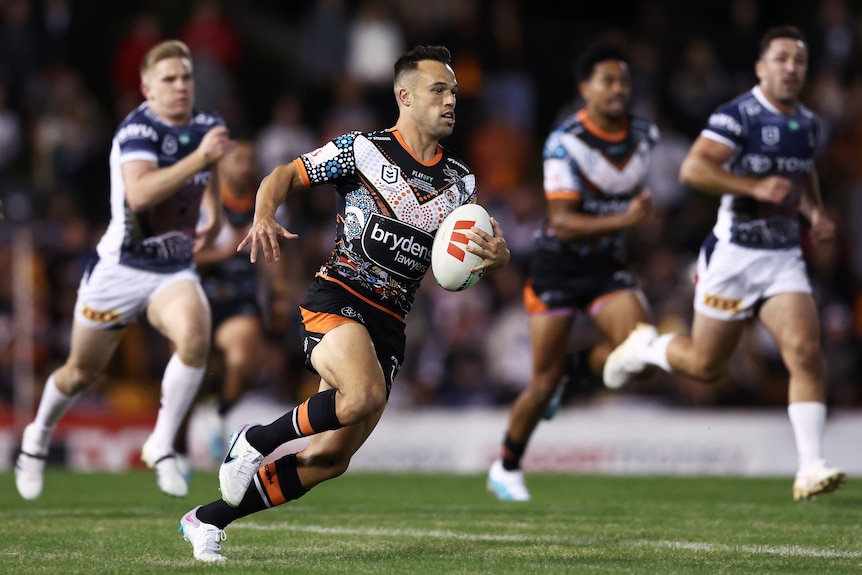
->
[297, 131, 361, 186]
[701, 102, 746, 150]
[115, 116, 160, 164]
[542, 129, 582, 200]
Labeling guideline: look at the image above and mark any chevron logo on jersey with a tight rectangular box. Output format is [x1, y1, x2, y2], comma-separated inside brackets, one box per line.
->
[447, 219, 475, 261]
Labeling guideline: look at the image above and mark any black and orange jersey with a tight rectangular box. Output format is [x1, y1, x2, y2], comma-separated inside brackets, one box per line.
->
[294, 128, 477, 320]
[538, 108, 658, 264]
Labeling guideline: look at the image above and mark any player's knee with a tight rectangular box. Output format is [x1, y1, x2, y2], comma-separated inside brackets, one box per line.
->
[689, 357, 727, 384]
[337, 385, 386, 425]
[530, 371, 564, 403]
[173, 329, 210, 365]
[60, 365, 104, 394]
[781, 335, 821, 372]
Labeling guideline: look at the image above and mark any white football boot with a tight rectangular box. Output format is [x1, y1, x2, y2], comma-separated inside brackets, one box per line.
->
[487, 459, 531, 502]
[15, 423, 50, 500]
[793, 460, 846, 501]
[141, 435, 188, 497]
[179, 506, 227, 562]
[219, 424, 263, 507]
[603, 323, 658, 390]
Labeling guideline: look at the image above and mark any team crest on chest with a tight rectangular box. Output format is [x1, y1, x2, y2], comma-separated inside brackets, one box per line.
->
[162, 135, 178, 155]
[761, 126, 780, 146]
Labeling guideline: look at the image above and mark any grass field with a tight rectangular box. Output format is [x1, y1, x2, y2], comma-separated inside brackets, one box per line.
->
[1, 468, 860, 574]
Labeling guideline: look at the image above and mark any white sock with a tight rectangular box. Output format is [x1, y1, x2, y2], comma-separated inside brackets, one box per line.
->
[788, 401, 826, 471]
[148, 354, 205, 454]
[26, 374, 80, 454]
[643, 333, 674, 372]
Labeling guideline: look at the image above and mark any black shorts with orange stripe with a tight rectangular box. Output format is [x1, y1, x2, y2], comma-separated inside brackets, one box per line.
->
[298, 275, 406, 398]
[524, 248, 637, 315]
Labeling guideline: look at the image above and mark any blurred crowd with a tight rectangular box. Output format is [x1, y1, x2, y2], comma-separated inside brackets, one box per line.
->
[2, 0, 862, 415]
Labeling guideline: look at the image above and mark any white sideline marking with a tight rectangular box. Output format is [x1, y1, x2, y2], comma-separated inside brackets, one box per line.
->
[235, 523, 862, 559]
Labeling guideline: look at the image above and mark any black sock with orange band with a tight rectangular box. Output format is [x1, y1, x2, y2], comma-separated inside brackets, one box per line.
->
[197, 454, 308, 529]
[246, 389, 342, 455]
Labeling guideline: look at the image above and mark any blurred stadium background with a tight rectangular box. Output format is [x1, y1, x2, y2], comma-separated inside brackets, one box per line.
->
[2, 0, 862, 476]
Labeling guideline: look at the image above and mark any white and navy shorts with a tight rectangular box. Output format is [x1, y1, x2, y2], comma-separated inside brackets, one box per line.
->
[694, 233, 812, 321]
[73, 256, 200, 330]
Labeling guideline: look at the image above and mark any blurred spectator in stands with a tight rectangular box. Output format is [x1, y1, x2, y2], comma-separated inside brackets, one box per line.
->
[0, 85, 23, 175]
[436, 347, 495, 408]
[821, 301, 861, 406]
[29, 66, 110, 221]
[643, 115, 692, 212]
[414, 284, 495, 406]
[484, 0, 535, 133]
[110, 11, 164, 118]
[318, 76, 378, 143]
[807, 0, 856, 80]
[807, 67, 848, 144]
[179, 0, 244, 128]
[664, 35, 731, 139]
[179, 0, 241, 77]
[466, 107, 532, 203]
[628, 38, 662, 121]
[0, 0, 40, 112]
[255, 94, 317, 177]
[716, 0, 761, 95]
[297, 0, 349, 123]
[436, 0, 485, 154]
[346, 0, 405, 118]
[41, 0, 74, 67]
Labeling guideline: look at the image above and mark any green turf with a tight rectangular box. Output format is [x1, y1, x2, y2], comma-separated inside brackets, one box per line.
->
[1, 469, 859, 574]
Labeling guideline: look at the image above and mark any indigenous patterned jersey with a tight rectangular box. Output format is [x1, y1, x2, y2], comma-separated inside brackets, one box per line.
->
[538, 109, 658, 264]
[294, 128, 477, 319]
[701, 85, 820, 249]
[97, 102, 225, 272]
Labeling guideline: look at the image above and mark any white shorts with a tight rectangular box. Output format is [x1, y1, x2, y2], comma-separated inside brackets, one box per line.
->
[73, 257, 200, 330]
[694, 237, 812, 321]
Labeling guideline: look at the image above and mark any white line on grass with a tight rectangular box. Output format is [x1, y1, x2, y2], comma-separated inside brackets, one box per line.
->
[235, 523, 862, 559]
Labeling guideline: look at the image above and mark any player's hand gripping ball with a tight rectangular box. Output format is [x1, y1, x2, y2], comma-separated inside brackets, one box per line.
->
[431, 203, 493, 292]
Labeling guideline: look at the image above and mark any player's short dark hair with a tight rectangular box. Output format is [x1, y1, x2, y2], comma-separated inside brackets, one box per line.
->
[576, 41, 629, 82]
[758, 25, 807, 57]
[394, 45, 452, 79]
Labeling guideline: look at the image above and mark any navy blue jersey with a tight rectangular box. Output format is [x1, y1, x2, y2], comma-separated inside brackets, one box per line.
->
[96, 103, 226, 272]
[700, 85, 820, 249]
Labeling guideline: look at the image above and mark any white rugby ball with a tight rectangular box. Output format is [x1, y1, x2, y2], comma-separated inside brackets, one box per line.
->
[431, 203, 493, 292]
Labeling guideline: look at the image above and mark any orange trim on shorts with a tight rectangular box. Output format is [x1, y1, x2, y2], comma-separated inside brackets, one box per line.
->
[258, 463, 286, 506]
[300, 308, 356, 334]
[296, 399, 315, 435]
[316, 273, 406, 322]
[522, 279, 550, 314]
